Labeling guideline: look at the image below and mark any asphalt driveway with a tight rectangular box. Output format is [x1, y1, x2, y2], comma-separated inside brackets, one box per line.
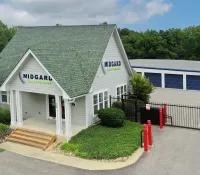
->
[1, 126, 200, 175]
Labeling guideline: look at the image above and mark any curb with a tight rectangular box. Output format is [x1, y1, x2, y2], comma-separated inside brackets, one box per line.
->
[0, 142, 143, 170]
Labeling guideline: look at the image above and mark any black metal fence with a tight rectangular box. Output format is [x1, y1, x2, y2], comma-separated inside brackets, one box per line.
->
[110, 95, 200, 130]
[149, 102, 200, 130]
[109, 95, 144, 123]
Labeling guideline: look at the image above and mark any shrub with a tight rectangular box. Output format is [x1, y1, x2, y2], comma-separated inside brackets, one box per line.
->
[97, 108, 125, 127]
[130, 73, 155, 103]
[112, 101, 122, 109]
[0, 108, 10, 125]
[0, 123, 9, 136]
[112, 101, 135, 116]
[0, 148, 5, 153]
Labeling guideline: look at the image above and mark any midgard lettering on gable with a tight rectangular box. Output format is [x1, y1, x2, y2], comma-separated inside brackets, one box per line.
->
[104, 61, 121, 68]
[101, 60, 121, 74]
[19, 72, 53, 85]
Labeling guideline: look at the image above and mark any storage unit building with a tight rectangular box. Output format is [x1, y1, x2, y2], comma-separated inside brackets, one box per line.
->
[144, 73, 162, 87]
[130, 59, 200, 105]
[131, 59, 200, 90]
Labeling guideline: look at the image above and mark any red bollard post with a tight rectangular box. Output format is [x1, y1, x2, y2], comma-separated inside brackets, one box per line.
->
[159, 107, 163, 129]
[143, 124, 148, 152]
[164, 104, 167, 123]
[147, 120, 153, 146]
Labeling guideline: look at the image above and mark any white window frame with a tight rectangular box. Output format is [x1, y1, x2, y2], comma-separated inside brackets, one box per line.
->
[0, 91, 9, 104]
[116, 84, 127, 99]
[93, 89, 109, 116]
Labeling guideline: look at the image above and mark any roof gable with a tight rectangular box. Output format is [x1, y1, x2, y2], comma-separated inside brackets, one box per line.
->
[0, 25, 116, 97]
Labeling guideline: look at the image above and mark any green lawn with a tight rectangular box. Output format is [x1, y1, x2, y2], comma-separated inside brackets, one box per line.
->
[61, 120, 142, 160]
[0, 148, 5, 153]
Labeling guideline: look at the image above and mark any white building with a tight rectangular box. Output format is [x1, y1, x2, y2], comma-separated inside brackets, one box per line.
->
[0, 25, 132, 140]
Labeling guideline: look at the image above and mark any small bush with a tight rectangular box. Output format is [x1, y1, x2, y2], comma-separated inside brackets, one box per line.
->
[0, 123, 9, 136]
[0, 148, 5, 153]
[0, 108, 10, 125]
[97, 108, 125, 127]
[112, 101, 122, 109]
[112, 100, 145, 120]
[130, 73, 155, 103]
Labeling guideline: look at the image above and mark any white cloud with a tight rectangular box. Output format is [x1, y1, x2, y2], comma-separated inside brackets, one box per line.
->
[0, 0, 172, 26]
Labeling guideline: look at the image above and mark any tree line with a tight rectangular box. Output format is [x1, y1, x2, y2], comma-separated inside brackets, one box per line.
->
[1, 20, 200, 61]
[119, 26, 200, 60]
[0, 21, 16, 53]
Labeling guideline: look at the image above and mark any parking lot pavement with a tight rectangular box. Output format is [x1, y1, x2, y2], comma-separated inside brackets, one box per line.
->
[1, 126, 200, 175]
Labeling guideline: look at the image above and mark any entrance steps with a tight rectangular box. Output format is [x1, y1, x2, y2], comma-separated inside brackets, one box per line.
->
[6, 128, 56, 150]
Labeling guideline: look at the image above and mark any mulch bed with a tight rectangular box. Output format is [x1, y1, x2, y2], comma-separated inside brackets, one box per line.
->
[0, 129, 13, 144]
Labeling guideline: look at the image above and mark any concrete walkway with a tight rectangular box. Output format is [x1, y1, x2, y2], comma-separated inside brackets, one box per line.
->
[1, 126, 200, 175]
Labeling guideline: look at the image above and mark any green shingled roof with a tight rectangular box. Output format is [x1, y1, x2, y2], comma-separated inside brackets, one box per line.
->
[0, 25, 116, 98]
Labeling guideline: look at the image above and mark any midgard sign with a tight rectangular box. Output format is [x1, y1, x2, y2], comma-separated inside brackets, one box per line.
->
[19, 72, 53, 85]
[101, 60, 121, 74]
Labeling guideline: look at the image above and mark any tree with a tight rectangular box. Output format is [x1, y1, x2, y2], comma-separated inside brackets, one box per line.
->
[99, 22, 108, 25]
[119, 25, 200, 61]
[0, 20, 17, 53]
[130, 73, 155, 103]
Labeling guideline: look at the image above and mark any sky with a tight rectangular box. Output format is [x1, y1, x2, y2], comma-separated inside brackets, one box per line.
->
[0, 0, 199, 31]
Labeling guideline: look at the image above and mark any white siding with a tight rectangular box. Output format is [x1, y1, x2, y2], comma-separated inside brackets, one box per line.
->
[8, 54, 62, 95]
[71, 96, 86, 127]
[22, 92, 46, 119]
[87, 32, 130, 125]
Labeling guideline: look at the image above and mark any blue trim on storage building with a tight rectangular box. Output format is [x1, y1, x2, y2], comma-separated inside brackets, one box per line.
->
[132, 66, 200, 73]
[144, 73, 162, 87]
[165, 74, 183, 89]
[186, 75, 200, 90]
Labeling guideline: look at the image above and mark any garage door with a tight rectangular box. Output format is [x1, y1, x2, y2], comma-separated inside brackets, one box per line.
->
[144, 73, 161, 87]
[165, 74, 183, 89]
[187, 75, 200, 90]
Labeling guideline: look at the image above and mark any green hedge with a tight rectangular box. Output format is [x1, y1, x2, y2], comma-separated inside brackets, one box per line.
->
[112, 100, 145, 119]
[97, 108, 125, 127]
[0, 123, 9, 136]
[0, 108, 10, 125]
[112, 101, 135, 117]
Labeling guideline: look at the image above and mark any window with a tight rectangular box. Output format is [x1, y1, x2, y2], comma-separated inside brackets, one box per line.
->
[93, 91, 108, 115]
[116, 85, 127, 99]
[1, 91, 8, 103]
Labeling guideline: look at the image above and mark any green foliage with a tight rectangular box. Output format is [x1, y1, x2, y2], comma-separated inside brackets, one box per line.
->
[61, 121, 142, 160]
[0, 20, 17, 52]
[119, 26, 200, 60]
[0, 108, 10, 125]
[0, 123, 9, 136]
[130, 73, 155, 103]
[112, 101, 135, 117]
[97, 108, 125, 127]
[0, 148, 5, 153]
[112, 101, 123, 109]
[61, 143, 80, 153]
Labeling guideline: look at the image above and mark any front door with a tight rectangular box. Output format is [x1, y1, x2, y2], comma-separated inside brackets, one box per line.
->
[49, 95, 65, 119]
[49, 95, 56, 118]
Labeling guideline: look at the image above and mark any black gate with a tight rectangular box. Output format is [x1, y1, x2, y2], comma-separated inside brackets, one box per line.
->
[149, 102, 200, 130]
[110, 95, 200, 130]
